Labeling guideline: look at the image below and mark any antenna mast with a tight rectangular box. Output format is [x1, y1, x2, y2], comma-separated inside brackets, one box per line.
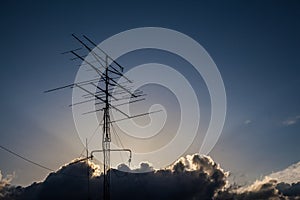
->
[103, 55, 111, 200]
[45, 34, 161, 200]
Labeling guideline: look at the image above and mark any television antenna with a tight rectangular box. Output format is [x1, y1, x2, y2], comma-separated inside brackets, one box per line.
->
[45, 34, 160, 200]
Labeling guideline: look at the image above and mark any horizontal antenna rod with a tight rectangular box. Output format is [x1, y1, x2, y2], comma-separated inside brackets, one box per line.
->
[75, 84, 129, 118]
[44, 77, 101, 93]
[73, 34, 132, 83]
[102, 110, 162, 124]
[82, 98, 146, 115]
[83, 35, 124, 73]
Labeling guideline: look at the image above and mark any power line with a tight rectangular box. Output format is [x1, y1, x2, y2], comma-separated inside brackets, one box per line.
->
[0, 144, 93, 179]
[0, 144, 54, 171]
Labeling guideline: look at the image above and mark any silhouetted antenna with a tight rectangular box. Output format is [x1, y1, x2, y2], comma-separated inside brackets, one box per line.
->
[45, 34, 161, 200]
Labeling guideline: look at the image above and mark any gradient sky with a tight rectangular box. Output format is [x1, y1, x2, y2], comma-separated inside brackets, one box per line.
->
[0, 0, 299, 186]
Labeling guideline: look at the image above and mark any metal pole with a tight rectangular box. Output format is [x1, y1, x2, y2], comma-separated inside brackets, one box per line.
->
[86, 139, 90, 200]
[103, 55, 110, 200]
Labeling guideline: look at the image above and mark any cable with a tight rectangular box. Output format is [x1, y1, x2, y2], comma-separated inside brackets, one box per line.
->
[111, 123, 125, 149]
[0, 144, 54, 171]
[111, 124, 125, 164]
[78, 119, 103, 158]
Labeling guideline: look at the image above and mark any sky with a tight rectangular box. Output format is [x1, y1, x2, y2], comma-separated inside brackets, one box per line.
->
[0, 0, 299, 187]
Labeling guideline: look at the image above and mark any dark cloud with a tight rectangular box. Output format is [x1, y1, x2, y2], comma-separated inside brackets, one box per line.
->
[1, 155, 299, 200]
[277, 182, 300, 198]
[0, 154, 227, 200]
[109, 154, 228, 200]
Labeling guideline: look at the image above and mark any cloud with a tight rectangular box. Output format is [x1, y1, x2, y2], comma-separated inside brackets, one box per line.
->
[269, 161, 300, 184]
[282, 115, 300, 126]
[0, 170, 14, 188]
[216, 161, 300, 200]
[217, 177, 300, 200]
[117, 161, 154, 173]
[0, 154, 228, 200]
[244, 120, 252, 125]
[1, 155, 299, 200]
[0, 170, 16, 199]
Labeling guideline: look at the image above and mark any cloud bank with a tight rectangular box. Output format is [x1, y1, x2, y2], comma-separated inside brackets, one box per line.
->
[216, 177, 300, 200]
[0, 154, 299, 200]
[269, 161, 300, 184]
[216, 161, 300, 200]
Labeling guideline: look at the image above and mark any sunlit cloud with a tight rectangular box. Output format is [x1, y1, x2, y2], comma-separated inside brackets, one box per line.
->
[282, 115, 300, 126]
[244, 120, 252, 125]
[269, 161, 300, 184]
[217, 165, 300, 199]
[0, 170, 15, 199]
[0, 170, 14, 188]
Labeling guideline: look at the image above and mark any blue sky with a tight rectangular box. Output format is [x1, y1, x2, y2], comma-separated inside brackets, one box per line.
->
[0, 0, 299, 186]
